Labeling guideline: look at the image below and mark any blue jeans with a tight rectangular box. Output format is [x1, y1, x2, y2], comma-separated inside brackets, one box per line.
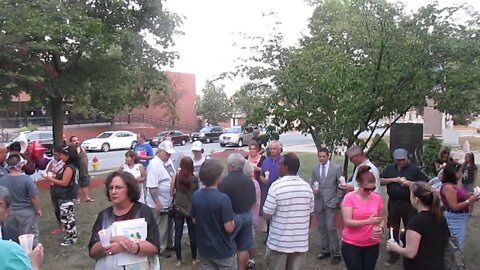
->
[445, 211, 469, 250]
[231, 212, 253, 252]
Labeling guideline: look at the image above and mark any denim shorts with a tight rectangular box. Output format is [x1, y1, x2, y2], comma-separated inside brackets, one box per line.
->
[231, 212, 254, 251]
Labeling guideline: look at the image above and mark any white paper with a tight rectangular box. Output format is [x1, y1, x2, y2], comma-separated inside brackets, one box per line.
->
[110, 218, 148, 267]
[474, 186, 480, 197]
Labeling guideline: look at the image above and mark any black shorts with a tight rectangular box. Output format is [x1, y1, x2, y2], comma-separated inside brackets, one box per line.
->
[78, 176, 91, 188]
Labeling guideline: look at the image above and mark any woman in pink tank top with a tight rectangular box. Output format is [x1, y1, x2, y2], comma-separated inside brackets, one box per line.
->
[440, 163, 479, 250]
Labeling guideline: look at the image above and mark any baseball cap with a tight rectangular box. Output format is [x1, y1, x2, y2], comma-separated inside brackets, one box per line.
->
[393, 148, 408, 160]
[159, 140, 176, 154]
[191, 141, 203, 152]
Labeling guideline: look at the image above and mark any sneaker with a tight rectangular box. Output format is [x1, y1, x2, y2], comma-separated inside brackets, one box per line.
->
[159, 251, 172, 258]
[175, 261, 182, 267]
[192, 259, 200, 266]
[386, 254, 399, 265]
[60, 239, 77, 247]
[247, 259, 255, 269]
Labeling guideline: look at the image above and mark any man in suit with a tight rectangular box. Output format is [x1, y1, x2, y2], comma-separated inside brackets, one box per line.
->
[312, 147, 343, 265]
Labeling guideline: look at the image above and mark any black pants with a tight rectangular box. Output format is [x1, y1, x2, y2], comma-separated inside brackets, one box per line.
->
[50, 190, 61, 224]
[341, 241, 379, 270]
[387, 199, 416, 244]
[174, 212, 197, 261]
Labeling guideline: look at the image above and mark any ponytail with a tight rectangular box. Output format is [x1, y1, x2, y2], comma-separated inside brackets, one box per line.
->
[410, 182, 444, 223]
[430, 190, 444, 223]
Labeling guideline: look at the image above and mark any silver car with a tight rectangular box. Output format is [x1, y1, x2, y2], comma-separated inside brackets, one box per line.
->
[219, 126, 254, 147]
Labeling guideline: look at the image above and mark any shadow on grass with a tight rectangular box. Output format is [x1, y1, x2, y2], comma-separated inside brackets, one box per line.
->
[37, 153, 480, 269]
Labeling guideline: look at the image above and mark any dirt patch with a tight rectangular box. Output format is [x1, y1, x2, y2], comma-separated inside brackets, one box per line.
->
[209, 149, 248, 159]
[36, 177, 105, 190]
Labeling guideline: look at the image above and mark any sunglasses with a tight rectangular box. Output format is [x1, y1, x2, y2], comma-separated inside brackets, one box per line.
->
[363, 187, 375, 192]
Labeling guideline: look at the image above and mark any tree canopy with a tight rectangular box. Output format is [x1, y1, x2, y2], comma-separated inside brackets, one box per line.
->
[197, 81, 231, 125]
[0, 0, 181, 145]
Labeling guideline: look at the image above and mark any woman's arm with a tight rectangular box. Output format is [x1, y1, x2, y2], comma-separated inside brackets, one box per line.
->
[89, 241, 107, 259]
[137, 165, 146, 183]
[342, 206, 382, 228]
[388, 230, 421, 259]
[443, 185, 472, 211]
[47, 166, 73, 187]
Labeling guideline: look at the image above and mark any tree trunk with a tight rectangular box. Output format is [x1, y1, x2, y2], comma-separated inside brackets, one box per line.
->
[50, 97, 64, 147]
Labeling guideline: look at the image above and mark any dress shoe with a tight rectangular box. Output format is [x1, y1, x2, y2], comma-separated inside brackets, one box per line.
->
[316, 252, 331, 260]
[331, 256, 342, 265]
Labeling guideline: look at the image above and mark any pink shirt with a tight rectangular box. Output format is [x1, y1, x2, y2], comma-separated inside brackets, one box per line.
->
[251, 177, 261, 225]
[342, 192, 383, 247]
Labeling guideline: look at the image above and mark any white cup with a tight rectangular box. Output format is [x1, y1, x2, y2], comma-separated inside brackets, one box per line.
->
[98, 228, 111, 247]
[18, 234, 34, 254]
[339, 176, 346, 185]
[264, 171, 270, 180]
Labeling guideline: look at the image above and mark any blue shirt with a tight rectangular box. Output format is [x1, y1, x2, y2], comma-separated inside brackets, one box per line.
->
[133, 143, 154, 168]
[0, 239, 32, 269]
[191, 188, 235, 259]
[261, 156, 282, 184]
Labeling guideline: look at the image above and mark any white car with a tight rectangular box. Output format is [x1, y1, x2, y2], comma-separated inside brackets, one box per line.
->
[82, 131, 137, 152]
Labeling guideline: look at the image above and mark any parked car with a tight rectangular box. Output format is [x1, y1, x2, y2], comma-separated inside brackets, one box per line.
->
[82, 131, 137, 152]
[148, 130, 190, 147]
[191, 126, 225, 143]
[219, 126, 255, 147]
[0, 130, 65, 157]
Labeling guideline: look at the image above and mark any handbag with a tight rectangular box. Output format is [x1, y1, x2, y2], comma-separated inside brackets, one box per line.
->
[444, 235, 467, 270]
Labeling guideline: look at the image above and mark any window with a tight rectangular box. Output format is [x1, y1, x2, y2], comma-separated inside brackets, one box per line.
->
[39, 133, 52, 140]
[27, 133, 40, 140]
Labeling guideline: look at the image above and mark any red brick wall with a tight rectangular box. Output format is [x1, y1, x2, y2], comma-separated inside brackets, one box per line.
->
[129, 71, 197, 132]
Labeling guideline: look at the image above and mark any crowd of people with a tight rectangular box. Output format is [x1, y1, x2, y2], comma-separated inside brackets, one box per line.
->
[0, 131, 478, 270]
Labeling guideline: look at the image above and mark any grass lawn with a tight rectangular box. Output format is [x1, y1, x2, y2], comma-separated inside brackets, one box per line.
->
[37, 152, 480, 269]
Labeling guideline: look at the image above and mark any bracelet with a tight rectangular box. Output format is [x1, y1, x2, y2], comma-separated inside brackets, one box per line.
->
[134, 242, 140, 255]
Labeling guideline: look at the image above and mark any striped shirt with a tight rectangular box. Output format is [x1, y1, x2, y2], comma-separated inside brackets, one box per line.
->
[263, 175, 314, 253]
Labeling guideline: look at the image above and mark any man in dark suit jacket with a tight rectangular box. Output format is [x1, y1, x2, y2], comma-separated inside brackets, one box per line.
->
[311, 147, 344, 265]
[0, 186, 19, 242]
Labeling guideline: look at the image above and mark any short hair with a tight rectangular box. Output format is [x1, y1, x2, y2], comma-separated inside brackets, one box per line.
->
[199, 159, 224, 187]
[243, 162, 254, 178]
[269, 140, 281, 149]
[125, 150, 140, 164]
[137, 133, 146, 140]
[0, 186, 12, 209]
[281, 152, 300, 175]
[248, 141, 260, 150]
[9, 142, 21, 152]
[318, 147, 330, 155]
[346, 145, 364, 157]
[227, 153, 246, 170]
[6, 154, 21, 167]
[69, 136, 78, 142]
[104, 171, 140, 202]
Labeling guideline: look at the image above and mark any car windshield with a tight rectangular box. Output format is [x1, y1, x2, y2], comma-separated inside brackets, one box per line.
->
[97, 132, 113, 138]
[227, 127, 242, 134]
[199, 127, 212, 133]
[157, 131, 169, 136]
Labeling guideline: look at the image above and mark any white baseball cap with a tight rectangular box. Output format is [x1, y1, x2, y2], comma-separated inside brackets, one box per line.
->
[191, 141, 203, 152]
[159, 140, 176, 154]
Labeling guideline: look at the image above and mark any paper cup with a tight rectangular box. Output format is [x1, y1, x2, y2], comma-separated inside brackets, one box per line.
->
[339, 176, 346, 185]
[98, 228, 111, 247]
[264, 171, 270, 180]
[18, 234, 34, 254]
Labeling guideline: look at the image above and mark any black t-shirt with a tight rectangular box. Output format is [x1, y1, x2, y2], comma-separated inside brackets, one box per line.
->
[88, 202, 160, 251]
[219, 171, 256, 214]
[461, 164, 477, 185]
[403, 211, 449, 270]
[381, 163, 428, 201]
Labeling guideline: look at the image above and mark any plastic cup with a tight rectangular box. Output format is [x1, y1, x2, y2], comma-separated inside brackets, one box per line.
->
[18, 234, 34, 254]
[264, 171, 270, 180]
[98, 228, 111, 247]
[339, 176, 346, 185]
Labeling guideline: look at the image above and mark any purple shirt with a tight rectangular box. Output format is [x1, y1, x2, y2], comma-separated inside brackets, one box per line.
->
[261, 156, 282, 184]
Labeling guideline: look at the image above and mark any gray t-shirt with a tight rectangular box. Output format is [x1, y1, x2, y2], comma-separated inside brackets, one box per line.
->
[0, 175, 37, 210]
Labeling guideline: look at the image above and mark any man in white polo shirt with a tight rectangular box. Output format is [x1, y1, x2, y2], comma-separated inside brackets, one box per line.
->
[263, 152, 314, 270]
[146, 140, 176, 258]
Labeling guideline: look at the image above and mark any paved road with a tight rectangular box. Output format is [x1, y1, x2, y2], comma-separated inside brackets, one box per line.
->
[86, 132, 315, 172]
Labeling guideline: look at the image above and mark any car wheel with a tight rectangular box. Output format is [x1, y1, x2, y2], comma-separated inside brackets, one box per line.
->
[131, 141, 137, 149]
[220, 143, 226, 147]
[181, 139, 186, 146]
[238, 139, 243, 147]
[101, 143, 110, 152]
[206, 137, 211, 143]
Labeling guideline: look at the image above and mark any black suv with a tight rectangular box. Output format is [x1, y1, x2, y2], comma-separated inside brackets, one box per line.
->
[191, 126, 225, 143]
[1, 131, 55, 156]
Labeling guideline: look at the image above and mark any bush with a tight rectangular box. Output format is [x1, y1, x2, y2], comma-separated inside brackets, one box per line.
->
[367, 135, 391, 171]
[423, 135, 441, 177]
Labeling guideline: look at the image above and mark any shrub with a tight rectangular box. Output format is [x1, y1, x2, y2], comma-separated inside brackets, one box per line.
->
[367, 135, 391, 171]
[423, 135, 442, 177]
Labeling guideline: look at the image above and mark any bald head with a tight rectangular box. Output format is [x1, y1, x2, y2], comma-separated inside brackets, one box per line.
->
[0, 146, 7, 163]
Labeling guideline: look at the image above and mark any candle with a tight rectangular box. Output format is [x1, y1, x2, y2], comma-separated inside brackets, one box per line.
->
[389, 227, 394, 240]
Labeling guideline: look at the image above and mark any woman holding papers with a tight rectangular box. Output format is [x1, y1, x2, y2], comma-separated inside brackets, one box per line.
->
[89, 171, 160, 269]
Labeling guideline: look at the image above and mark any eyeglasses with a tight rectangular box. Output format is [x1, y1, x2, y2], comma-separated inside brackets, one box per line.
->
[108, 186, 127, 192]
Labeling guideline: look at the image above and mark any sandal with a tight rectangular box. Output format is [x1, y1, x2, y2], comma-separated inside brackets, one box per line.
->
[74, 199, 81, 205]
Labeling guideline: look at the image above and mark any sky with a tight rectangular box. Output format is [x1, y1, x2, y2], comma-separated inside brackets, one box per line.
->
[164, 0, 479, 96]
